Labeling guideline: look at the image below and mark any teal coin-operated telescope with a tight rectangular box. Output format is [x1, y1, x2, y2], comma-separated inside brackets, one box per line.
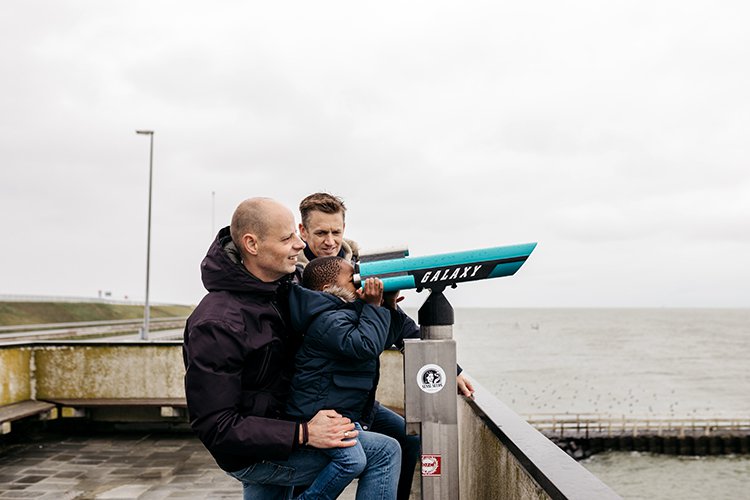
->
[358, 242, 537, 499]
[353, 242, 537, 292]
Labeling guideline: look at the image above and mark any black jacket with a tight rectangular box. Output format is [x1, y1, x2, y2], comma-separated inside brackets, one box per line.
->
[285, 285, 391, 421]
[183, 227, 302, 472]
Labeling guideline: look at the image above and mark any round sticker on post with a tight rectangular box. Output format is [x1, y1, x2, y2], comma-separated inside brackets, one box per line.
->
[416, 364, 446, 394]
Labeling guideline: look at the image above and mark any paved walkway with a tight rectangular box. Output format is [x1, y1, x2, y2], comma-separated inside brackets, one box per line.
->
[0, 430, 359, 499]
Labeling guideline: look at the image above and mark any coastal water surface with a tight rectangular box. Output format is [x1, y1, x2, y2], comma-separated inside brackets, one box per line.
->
[403, 307, 750, 499]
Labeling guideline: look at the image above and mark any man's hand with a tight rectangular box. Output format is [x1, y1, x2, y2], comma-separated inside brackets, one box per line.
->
[457, 373, 475, 397]
[304, 409, 358, 448]
[382, 291, 405, 310]
[357, 277, 384, 306]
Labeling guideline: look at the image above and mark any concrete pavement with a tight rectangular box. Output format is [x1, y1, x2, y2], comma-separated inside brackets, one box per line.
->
[0, 429, 358, 499]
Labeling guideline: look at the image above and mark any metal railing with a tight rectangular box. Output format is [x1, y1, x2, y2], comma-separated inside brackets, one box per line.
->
[0, 293, 186, 306]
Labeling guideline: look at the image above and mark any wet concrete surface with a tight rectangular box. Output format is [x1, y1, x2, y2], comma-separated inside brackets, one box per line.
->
[0, 430, 237, 499]
[0, 427, 358, 499]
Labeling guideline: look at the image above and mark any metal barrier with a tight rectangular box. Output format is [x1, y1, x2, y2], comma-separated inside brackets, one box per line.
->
[0, 317, 188, 333]
[0, 294, 183, 306]
[0, 317, 187, 343]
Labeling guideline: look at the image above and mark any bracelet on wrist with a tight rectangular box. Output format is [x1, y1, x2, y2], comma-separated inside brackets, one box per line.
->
[302, 421, 309, 445]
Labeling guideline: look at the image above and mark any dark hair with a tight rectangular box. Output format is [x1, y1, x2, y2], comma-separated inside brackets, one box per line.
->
[299, 192, 346, 228]
[303, 256, 344, 291]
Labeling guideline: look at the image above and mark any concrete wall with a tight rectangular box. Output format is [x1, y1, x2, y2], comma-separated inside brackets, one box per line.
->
[0, 343, 619, 499]
[375, 348, 405, 411]
[458, 396, 549, 500]
[1, 344, 399, 403]
[0, 347, 33, 405]
[33, 344, 184, 399]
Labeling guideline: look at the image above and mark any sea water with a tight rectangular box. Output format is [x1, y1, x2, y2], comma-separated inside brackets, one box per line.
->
[419, 307, 750, 500]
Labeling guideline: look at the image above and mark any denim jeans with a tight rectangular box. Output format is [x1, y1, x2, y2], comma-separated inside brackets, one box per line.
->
[368, 405, 421, 500]
[297, 423, 366, 500]
[228, 425, 401, 500]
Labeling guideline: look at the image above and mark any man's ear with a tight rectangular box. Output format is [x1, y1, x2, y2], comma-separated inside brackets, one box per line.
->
[243, 233, 259, 256]
[299, 223, 308, 242]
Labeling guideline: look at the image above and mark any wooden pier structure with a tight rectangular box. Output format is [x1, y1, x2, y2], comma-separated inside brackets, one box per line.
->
[526, 414, 750, 458]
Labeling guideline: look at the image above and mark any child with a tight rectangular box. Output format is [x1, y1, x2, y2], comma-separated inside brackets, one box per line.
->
[286, 256, 401, 500]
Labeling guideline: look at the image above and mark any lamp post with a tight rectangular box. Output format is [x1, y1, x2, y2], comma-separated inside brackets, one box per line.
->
[136, 129, 154, 340]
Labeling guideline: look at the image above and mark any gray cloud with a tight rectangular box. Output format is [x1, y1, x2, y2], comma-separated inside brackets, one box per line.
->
[1, 1, 748, 307]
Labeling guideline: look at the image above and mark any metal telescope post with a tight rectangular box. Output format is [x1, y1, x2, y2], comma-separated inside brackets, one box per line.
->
[404, 285, 459, 499]
[353, 242, 537, 499]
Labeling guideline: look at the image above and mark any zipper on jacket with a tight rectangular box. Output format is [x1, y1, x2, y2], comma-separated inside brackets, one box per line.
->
[256, 345, 273, 386]
[270, 300, 291, 336]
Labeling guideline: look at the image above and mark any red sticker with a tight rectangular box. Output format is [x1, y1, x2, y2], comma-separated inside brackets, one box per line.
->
[421, 454, 441, 476]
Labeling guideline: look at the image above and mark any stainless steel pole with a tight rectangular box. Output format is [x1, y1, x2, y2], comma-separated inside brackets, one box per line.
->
[136, 130, 154, 341]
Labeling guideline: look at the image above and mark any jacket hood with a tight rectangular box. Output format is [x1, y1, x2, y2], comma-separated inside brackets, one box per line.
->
[200, 226, 281, 294]
[297, 238, 360, 266]
[288, 284, 346, 332]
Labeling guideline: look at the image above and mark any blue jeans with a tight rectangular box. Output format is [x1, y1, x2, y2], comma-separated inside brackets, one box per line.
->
[368, 405, 421, 500]
[227, 426, 401, 500]
[297, 423, 366, 500]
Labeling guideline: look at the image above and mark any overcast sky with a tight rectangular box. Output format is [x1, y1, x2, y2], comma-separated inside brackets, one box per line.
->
[1, 1, 748, 308]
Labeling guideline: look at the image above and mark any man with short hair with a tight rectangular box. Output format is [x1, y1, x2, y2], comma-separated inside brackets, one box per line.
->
[183, 197, 401, 500]
[298, 192, 359, 264]
[297, 192, 476, 500]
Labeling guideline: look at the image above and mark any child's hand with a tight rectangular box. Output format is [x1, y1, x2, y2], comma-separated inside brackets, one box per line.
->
[357, 277, 384, 306]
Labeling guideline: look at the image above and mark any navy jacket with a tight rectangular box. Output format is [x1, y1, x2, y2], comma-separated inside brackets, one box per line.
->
[285, 285, 391, 421]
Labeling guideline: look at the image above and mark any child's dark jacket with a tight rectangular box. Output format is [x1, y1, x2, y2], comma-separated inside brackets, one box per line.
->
[285, 284, 400, 421]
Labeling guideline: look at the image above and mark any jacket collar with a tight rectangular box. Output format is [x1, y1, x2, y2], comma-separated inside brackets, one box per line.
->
[303, 244, 347, 262]
[201, 226, 295, 294]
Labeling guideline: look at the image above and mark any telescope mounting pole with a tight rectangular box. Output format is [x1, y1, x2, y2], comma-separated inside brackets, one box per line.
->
[404, 286, 460, 499]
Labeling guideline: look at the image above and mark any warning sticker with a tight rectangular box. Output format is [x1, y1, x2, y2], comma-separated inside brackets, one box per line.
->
[422, 454, 442, 476]
[416, 364, 446, 394]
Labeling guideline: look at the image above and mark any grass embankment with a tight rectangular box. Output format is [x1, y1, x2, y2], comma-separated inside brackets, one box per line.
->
[0, 302, 194, 326]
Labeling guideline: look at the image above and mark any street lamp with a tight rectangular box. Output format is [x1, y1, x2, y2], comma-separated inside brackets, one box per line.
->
[136, 129, 154, 340]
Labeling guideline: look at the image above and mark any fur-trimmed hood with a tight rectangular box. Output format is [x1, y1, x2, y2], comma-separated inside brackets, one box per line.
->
[297, 238, 360, 267]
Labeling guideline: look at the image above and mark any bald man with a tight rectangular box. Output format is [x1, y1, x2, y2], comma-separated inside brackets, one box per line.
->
[183, 198, 400, 500]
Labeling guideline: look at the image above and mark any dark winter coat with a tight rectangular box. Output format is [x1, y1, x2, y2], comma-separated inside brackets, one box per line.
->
[182, 227, 302, 473]
[285, 285, 391, 421]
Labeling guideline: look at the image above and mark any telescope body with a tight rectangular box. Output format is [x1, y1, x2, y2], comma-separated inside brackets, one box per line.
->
[353, 242, 537, 292]
[358, 245, 409, 263]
